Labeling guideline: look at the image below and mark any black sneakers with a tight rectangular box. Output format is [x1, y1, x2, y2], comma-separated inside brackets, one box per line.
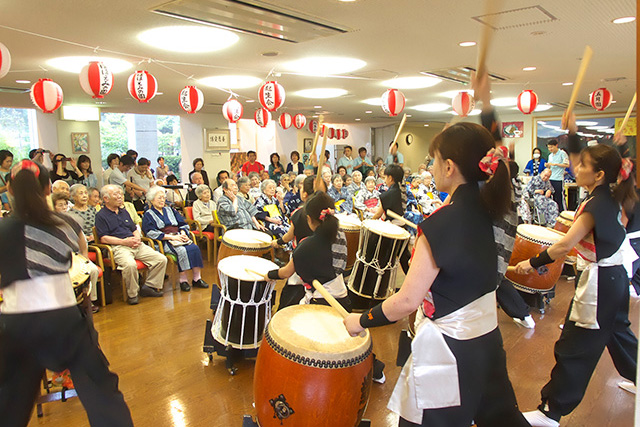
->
[180, 281, 191, 292]
[192, 279, 209, 289]
[139, 285, 163, 297]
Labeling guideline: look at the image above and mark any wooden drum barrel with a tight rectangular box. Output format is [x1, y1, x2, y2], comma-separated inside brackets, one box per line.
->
[217, 229, 273, 264]
[554, 210, 577, 261]
[254, 305, 373, 427]
[335, 213, 362, 270]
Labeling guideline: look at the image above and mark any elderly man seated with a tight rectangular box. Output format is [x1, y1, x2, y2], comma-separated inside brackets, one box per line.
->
[217, 179, 266, 231]
[50, 180, 73, 211]
[95, 184, 167, 305]
[186, 172, 212, 206]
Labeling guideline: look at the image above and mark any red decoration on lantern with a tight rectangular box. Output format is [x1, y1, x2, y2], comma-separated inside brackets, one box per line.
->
[278, 112, 292, 129]
[255, 108, 271, 128]
[258, 81, 285, 112]
[127, 70, 157, 103]
[452, 91, 475, 117]
[342, 129, 349, 139]
[0, 42, 10, 79]
[517, 90, 538, 114]
[308, 119, 318, 134]
[79, 61, 113, 99]
[590, 88, 613, 111]
[30, 78, 63, 113]
[381, 89, 406, 117]
[293, 114, 306, 129]
[222, 99, 243, 123]
[328, 128, 336, 139]
[335, 129, 342, 140]
[179, 86, 204, 114]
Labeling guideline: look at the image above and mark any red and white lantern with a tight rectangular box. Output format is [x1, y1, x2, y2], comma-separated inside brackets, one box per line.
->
[381, 88, 406, 117]
[278, 112, 292, 129]
[335, 129, 342, 140]
[179, 86, 204, 114]
[254, 108, 271, 128]
[0, 42, 11, 79]
[590, 88, 613, 111]
[452, 91, 475, 117]
[293, 113, 306, 129]
[342, 129, 349, 139]
[258, 81, 285, 112]
[222, 99, 243, 123]
[308, 119, 318, 134]
[79, 61, 113, 99]
[517, 90, 538, 114]
[127, 70, 157, 103]
[327, 127, 336, 139]
[30, 78, 63, 114]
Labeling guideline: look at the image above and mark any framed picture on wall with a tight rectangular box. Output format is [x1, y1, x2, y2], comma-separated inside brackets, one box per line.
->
[71, 132, 89, 154]
[303, 138, 313, 153]
[204, 128, 230, 152]
[501, 121, 524, 138]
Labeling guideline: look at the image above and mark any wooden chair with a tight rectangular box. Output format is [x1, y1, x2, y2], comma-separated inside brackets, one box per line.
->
[183, 207, 225, 263]
[143, 229, 197, 291]
[86, 245, 106, 307]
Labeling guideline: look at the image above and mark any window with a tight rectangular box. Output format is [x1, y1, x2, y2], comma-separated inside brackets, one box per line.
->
[0, 108, 37, 161]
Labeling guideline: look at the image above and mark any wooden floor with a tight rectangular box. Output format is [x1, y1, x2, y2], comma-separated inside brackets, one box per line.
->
[27, 256, 637, 427]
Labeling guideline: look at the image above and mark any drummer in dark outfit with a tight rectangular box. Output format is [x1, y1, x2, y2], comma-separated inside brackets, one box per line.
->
[515, 143, 638, 427]
[345, 123, 529, 427]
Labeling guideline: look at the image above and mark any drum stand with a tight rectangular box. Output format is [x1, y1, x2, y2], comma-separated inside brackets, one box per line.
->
[241, 415, 371, 426]
[203, 319, 258, 375]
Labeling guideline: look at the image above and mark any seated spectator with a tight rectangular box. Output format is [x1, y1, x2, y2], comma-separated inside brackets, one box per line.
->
[354, 176, 380, 219]
[108, 155, 146, 199]
[127, 157, 155, 211]
[348, 170, 364, 195]
[155, 156, 171, 182]
[95, 185, 167, 305]
[237, 176, 255, 204]
[50, 153, 81, 185]
[417, 163, 427, 175]
[525, 168, 559, 227]
[376, 166, 388, 192]
[68, 184, 97, 242]
[321, 169, 332, 190]
[126, 149, 138, 162]
[212, 170, 229, 204]
[248, 171, 262, 201]
[217, 179, 266, 231]
[254, 179, 290, 239]
[327, 174, 353, 214]
[241, 150, 265, 176]
[303, 167, 314, 177]
[77, 155, 97, 189]
[410, 175, 441, 215]
[337, 165, 347, 178]
[0, 149, 13, 210]
[103, 153, 120, 184]
[192, 184, 216, 232]
[165, 174, 186, 208]
[268, 153, 285, 182]
[277, 173, 291, 195]
[142, 186, 208, 292]
[286, 150, 304, 175]
[188, 158, 210, 187]
[87, 187, 102, 211]
[260, 169, 270, 182]
[51, 180, 73, 211]
[402, 167, 412, 185]
[52, 192, 70, 214]
[343, 175, 353, 194]
[284, 174, 304, 214]
[185, 172, 212, 206]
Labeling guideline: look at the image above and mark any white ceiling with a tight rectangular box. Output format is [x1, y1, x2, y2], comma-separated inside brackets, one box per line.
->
[0, 0, 636, 124]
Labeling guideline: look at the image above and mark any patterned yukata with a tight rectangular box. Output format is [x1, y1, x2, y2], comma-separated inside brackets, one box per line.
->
[525, 175, 559, 227]
[354, 188, 380, 219]
[283, 190, 301, 216]
[327, 186, 353, 214]
[254, 193, 290, 239]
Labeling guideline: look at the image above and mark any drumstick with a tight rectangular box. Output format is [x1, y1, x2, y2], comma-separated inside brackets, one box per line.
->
[306, 115, 324, 166]
[620, 92, 637, 133]
[314, 132, 329, 192]
[312, 280, 367, 338]
[391, 113, 408, 147]
[562, 45, 593, 130]
[475, 0, 503, 77]
[245, 267, 267, 279]
[386, 209, 418, 230]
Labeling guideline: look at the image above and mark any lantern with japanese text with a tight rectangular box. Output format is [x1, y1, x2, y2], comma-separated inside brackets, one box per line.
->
[258, 81, 285, 112]
[335, 129, 342, 140]
[516, 90, 538, 115]
[30, 78, 63, 113]
[255, 108, 271, 128]
[451, 91, 475, 117]
[222, 98, 243, 123]
[590, 88, 613, 111]
[308, 119, 318, 134]
[294, 113, 306, 129]
[128, 70, 157, 103]
[179, 86, 204, 114]
[79, 61, 113, 99]
[278, 112, 292, 129]
[328, 128, 336, 139]
[342, 129, 349, 139]
[0, 42, 10, 79]
[381, 89, 405, 117]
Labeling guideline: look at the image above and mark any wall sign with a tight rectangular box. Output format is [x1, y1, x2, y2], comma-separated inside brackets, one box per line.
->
[204, 128, 230, 151]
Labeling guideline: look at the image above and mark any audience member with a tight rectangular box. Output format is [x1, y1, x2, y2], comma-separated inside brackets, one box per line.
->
[76, 155, 98, 189]
[108, 155, 146, 198]
[127, 157, 155, 211]
[51, 153, 81, 185]
[353, 147, 374, 177]
[385, 141, 404, 167]
[349, 170, 364, 195]
[286, 150, 304, 175]
[155, 156, 171, 182]
[212, 170, 229, 203]
[327, 174, 353, 214]
[52, 192, 70, 213]
[284, 174, 304, 214]
[185, 172, 211, 206]
[525, 168, 559, 227]
[337, 145, 355, 175]
[68, 184, 97, 243]
[237, 176, 254, 204]
[189, 158, 210, 187]
[354, 176, 380, 219]
[254, 179, 290, 239]
[268, 153, 284, 182]
[217, 179, 265, 231]
[248, 171, 262, 201]
[103, 153, 120, 184]
[0, 149, 12, 210]
[546, 139, 569, 210]
[192, 184, 216, 232]
[165, 175, 186, 208]
[87, 187, 102, 211]
[241, 151, 264, 176]
[337, 166, 347, 177]
[125, 149, 138, 162]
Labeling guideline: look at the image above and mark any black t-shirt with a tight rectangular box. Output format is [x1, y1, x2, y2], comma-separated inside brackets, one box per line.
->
[291, 206, 313, 242]
[292, 233, 336, 284]
[580, 184, 625, 260]
[625, 190, 640, 234]
[419, 183, 497, 319]
[380, 182, 404, 217]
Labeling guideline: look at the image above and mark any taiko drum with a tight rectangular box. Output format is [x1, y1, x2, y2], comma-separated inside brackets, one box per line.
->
[217, 229, 273, 264]
[335, 213, 362, 270]
[554, 210, 578, 260]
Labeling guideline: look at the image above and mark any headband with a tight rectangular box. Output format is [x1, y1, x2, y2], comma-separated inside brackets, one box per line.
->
[319, 208, 334, 221]
[11, 159, 41, 179]
[479, 145, 509, 176]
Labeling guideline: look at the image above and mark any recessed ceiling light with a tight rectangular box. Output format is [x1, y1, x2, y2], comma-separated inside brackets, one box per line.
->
[15, 79, 30, 84]
[365, 110, 373, 114]
[295, 88, 348, 98]
[156, 92, 164, 96]
[449, 109, 481, 116]
[406, 114, 412, 117]
[362, 98, 382, 106]
[440, 89, 475, 98]
[612, 16, 636, 24]
[339, 0, 357, 2]
[413, 103, 450, 112]
[424, 124, 430, 127]
[312, 115, 319, 118]
[576, 120, 599, 126]
[611, 100, 617, 103]
[535, 104, 553, 112]
[459, 41, 477, 47]
[490, 97, 518, 107]
[382, 76, 442, 89]
[284, 57, 366, 76]
[199, 75, 262, 89]
[246, 99, 255, 103]
[355, 118, 361, 121]
[522, 66, 537, 71]
[562, 82, 573, 86]
[138, 26, 238, 53]
[46, 56, 132, 73]
[314, 105, 322, 109]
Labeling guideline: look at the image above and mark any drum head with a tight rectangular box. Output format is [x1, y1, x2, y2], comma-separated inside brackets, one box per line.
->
[222, 229, 273, 249]
[218, 255, 279, 282]
[517, 224, 565, 246]
[362, 219, 410, 240]
[559, 211, 576, 222]
[335, 213, 362, 231]
[268, 305, 371, 361]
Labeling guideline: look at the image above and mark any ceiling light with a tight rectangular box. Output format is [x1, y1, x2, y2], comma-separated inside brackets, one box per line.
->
[382, 76, 442, 89]
[365, 110, 373, 114]
[522, 66, 537, 71]
[362, 98, 382, 106]
[449, 109, 481, 116]
[355, 118, 361, 121]
[586, 125, 611, 130]
[61, 106, 100, 121]
[490, 97, 518, 107]
[611, 100, 617, 103]
[314, 105, 322, 109]
[406, 114, 412, 117]
[576, 120, 599, 126]
[138, 26, 238, 53]
[534, 104, 553, 112]
[15, 79, 30, 84]
[458, 41, 477, 47]
[199, 75, 262, 89]
[312, 115, 319, 118]
[47, 56, 132, 73]
[612, 16, 636, 24]
[440, 89, 474, 98]
[424, 124, 430, 127]
[284, 57, 366, 76]
[413, 103, 450, 112]
[562, 82, 573, 86]
[339, 0, 357, 2]
[295, 88, 347, 98]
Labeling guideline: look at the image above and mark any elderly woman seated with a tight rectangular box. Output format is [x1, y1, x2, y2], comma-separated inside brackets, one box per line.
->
[142, 186, 208, 292]
[354, 176, 380, 219]
[525, 167, 559, 227]
[192, 184, 216, 232]
[254, 179, 290, 239]
[327, 174, 353, 214]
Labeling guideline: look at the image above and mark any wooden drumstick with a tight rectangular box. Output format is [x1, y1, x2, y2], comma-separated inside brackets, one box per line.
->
[475, 0, 503, 77]
[562, 45, 593, 129]
[314, 132, 329, 192]
[386, 209, 418, 230]
[620, 92, 637, 132]
[245, 267, 267, 280]
[312, 280, 367, 338]
[306, 116, 324, 166]
[391, 113, 408, 147]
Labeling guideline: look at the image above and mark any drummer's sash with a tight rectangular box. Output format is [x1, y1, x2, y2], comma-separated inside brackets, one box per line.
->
[387, 291, 497, 424]
[300, 274, 348, 304]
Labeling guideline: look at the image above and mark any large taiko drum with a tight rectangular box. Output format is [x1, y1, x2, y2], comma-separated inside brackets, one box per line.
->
[254, 305, 373, 427]
[348, 220, 410, 300]
[505, 224, 567, 293]
[554, 210, 577, 262]
[212, 255, 278, 349]
[335, 213, 361, 270]
[69, 252, 92, 304]
[217, 229, 273, 265]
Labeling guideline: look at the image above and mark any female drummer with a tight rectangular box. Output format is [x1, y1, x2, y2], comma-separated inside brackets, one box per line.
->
[0, 160, 133, 427]
[514, 144, 638, 427]
[344, 123, 530, 427]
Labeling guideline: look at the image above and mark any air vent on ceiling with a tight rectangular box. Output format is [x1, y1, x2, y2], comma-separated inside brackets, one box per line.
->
[348, 69, 398, 80]
[151, 0, 351, 43]
[603, 76, 627, 82]
[472, 5, 558, 30]
[549, 101, 590, 109]
[0, 86, 31, 94]
[420, 66, 508, 85]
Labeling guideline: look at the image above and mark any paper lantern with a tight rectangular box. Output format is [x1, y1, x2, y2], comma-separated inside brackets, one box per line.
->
[258, 80, 285, 112]
[293, 113, 306, 129]
[30, 78, 63, 113]
[278, 112, 292, 129]
[517, 90, 538, 114]
[381, 88, 405, 117]
[335, 129, 342, 140]
[0, 42, 10, 79]
[222, 99, 243, 123]
[79, 61, 113, 99]
[452, 91, 475, 117]
[127, 70, 157, 103]
[327, 127, 335, 139]
[179, 86, 204, 114]
[255, 108, 271, 128]
[590, 88, 613, 111]
[308, 119, 318, 134]
[342, 129, 349, 139]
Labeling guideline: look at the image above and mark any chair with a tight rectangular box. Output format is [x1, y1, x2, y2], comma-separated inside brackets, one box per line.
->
[143, 229, 197, 291]
[183, 207, 225, 263]
[86, 245, 106, 307]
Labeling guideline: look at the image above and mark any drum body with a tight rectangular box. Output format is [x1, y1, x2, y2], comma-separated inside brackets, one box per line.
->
[254, 305, 373, 427]
[212, 256, 278, 349]
[335, 213, 362, 270]
[348, 220, 410, 300]
[505, 224, 566, 293]
[69, 253, 92, 304]
[554, 210, 577, 261]
[216, 229, 273, 265]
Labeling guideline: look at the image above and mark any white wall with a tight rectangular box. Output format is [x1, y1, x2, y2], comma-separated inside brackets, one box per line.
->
[179, 113, 230, 185]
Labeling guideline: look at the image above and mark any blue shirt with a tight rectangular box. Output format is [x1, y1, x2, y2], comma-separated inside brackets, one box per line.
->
[337, 156, 355, 174]
[548, 149, 568, 181]
[386, 152, 404, 166]
[95, 206, 136, 239]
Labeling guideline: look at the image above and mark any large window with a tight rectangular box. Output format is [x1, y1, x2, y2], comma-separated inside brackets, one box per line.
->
[0, 108, 37, 161]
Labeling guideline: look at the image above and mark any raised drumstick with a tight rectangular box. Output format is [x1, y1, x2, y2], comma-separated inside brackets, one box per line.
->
[314, 132, 329, 192]
[620, 92, 637, 132]
[386, 209, 419, 230]
[312, 280, 367, 338]
[391, 113, 408, 147]
[562, 45, 593, 129]
[306, 116, 324, 166]
[475, 0, 503, 77]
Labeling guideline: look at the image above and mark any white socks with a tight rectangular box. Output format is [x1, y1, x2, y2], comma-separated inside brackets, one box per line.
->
[513, 315, 535, 329]
[523, 410, 559, 427]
